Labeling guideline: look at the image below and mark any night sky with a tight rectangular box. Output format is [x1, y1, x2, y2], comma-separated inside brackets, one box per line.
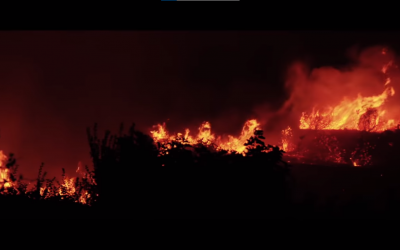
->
[1, 31, 400, 180]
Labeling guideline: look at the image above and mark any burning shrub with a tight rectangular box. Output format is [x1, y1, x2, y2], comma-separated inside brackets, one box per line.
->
[0, 151, 96, 217]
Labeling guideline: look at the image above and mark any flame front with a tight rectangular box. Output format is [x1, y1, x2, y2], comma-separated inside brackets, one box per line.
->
[299, 52, 397, 132]
[0, 157, 95, 205]
[150, 119, 261, 155]
[1, 46, 399, 208]
[218, 119, 260, 154]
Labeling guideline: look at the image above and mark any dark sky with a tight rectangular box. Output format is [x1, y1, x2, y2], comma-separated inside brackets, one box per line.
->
[0, 31, 400, 179]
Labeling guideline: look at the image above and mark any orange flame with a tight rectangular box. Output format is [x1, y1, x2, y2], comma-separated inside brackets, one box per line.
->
[0, 151, 11, 189]
[0, 157, 95, 205]
[150, 119, 261, 155]
[281, 126, 293, 152]
[300, 56, 397, 132]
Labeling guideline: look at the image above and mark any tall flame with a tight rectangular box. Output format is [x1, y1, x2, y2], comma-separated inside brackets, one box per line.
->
[299, 50, 397, 132]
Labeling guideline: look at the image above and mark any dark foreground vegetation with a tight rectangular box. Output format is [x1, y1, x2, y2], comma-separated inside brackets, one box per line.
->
[2, 123, 400, 218]
[86, 124, 290, 218]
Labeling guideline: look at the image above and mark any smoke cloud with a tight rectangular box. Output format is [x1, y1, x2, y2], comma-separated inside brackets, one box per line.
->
[260, 45, 400, 145]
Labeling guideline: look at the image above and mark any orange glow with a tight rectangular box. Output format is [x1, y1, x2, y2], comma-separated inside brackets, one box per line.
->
[299, 86, 395, 131]
[0, 157, 95, 205]
[150, 119, 261, 155]
[0, 151, 11, 189]
[2, 45, 400, 209]
[281, 126, 293, 152]
[299, 51, 397, 132]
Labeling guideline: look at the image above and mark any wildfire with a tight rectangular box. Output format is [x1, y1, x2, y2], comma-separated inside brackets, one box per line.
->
[197, 122, 215, 144]
[299, 88, 395, 131]
[0, 151, 11, 188]
[1, 46, 398, 208]
[299, 50, 397, 132]
[150, 123, 169, 142]
[0, 154, 95, 205]
[218, 119, 261, 154]
[281, 126, 293, 152]
[150, 119, 261, 155]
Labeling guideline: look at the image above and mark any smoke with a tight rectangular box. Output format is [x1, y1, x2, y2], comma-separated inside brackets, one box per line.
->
[257, 46, 400, 144]
[2, 32, 400, 181]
